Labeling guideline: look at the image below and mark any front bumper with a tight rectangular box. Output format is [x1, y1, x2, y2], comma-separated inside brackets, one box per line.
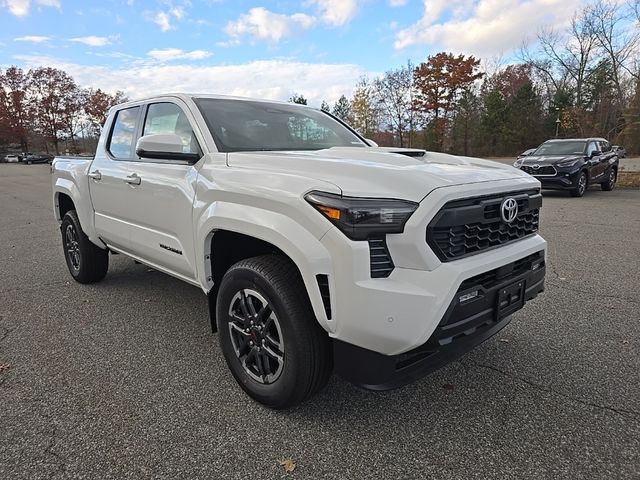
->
[334, 250, 545, 389]
[521, 166, 582, 190]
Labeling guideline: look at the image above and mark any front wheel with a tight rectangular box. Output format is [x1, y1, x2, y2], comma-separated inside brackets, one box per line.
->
[570, 171, 588, 197]
[60, 211, 109, 283]
[216, 255, 332, 409]
[601, 168, 616, 191]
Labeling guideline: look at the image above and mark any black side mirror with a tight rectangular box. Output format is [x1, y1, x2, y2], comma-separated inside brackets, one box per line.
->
[590, 150, 602, 158]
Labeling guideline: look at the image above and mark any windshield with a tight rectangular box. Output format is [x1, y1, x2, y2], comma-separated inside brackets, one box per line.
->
[533, 141, 586, 156]
[194, 98, 367, 152]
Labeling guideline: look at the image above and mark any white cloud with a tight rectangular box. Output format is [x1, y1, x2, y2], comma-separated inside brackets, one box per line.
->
[14, 54, 372, 107]
[2, 0, 60, 17]
[225, 7, 316, 44]
[307, 0, 360, 27]
[70, 35, 117, 47]
[388, 0, 408, 6]
[153, 11, 173, 31]
[394, 0, 583, 57]
[147, 48, 213, 61]
[14, 35, 50, 43]
[148, 4, 189, 32]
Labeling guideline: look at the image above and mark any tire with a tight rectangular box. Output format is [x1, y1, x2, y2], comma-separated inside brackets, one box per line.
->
[570, 171, 588, 197]
[601, 168, 616, 191]
[60, 211, 109, 283]
[26, 160, 32, 165]
[216, 255, 332, 409]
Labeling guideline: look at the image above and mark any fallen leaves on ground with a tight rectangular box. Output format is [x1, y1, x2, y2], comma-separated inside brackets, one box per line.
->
[443, 383, 455, 391]
[0, 363, 11, 373]
[279, 458, 296, 473]
[499, 338, 509, 343]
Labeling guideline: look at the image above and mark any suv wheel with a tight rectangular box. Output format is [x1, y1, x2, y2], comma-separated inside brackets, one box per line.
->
[60, 211, 109, 283]
[571, 172, 587, 197]
[216, 255, 332, 409]
[601, 168, 616, 191]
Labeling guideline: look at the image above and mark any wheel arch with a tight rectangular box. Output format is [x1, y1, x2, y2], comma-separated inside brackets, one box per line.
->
[197, 206, 334, 335]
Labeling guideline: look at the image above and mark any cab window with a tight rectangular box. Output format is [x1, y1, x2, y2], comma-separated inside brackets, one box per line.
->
[142, 102, 200, 154]
[108, 106, 140, 159]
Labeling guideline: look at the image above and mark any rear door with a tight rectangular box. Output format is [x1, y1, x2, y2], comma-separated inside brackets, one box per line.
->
[89, 105, 143, 251]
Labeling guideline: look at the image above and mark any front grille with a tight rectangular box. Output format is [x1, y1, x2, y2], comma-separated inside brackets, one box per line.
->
[427, 190, 542, 261]
[368, 237, 394, 278]
[520, 165, 556, 176]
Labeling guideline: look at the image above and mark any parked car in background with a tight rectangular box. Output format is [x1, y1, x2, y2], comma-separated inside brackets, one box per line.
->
[517, 148, 536, 160]
[4, 154, 20, 163]
[612, 145, 626, 158]
[514, 138, 618, 197]
[23, 153, 54, 164]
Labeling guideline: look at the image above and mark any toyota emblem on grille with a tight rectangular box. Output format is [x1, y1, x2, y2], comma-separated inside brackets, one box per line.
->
[500, 197, 518, 223]
[532, 164, 540, 169]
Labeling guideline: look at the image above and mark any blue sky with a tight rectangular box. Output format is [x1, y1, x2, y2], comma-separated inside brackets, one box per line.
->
[1, 0, 584, 105]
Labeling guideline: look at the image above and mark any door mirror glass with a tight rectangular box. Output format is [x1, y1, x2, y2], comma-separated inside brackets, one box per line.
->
[136, 134, 200, 163]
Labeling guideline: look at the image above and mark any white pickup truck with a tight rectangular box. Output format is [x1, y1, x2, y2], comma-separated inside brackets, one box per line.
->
[52, 94, 546, 408]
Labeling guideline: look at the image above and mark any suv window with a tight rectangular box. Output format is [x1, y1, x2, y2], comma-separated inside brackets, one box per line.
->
[599, 140, 611, 152]
[108, 106, 140, 159]
[143, 102, 200, 154]
[586, 141, 599, 157]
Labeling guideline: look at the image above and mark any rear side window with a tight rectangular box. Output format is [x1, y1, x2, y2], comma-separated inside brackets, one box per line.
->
[108, 106, 140, 159]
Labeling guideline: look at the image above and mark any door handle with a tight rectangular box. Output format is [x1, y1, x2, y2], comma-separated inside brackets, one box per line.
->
[88, 170, 102, 180]
[124, 173, 141, 185]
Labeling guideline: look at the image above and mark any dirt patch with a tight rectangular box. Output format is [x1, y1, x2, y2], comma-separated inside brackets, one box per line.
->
[618, 172, 640, 188]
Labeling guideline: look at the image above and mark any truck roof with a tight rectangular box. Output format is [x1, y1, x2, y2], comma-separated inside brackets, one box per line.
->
[112, 93, 295, 111]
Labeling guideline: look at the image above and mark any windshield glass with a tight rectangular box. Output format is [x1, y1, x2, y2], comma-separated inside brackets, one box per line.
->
[194, 98, 366, 152]
[533, 141, 586, 156]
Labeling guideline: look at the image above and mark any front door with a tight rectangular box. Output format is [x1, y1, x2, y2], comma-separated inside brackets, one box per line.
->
[585, 140, 604, 182]
[123, 101, 204, 281]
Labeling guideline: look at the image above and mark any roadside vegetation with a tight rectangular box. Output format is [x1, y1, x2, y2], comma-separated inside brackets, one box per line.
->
[1, 0, 638, 157]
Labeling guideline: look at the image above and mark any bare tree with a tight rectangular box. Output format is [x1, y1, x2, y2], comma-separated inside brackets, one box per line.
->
[373, 62, 415, 147]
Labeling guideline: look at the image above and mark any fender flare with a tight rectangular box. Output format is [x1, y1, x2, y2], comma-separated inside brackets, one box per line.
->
[195, 202, 335, 332]
[53, 179, 103, 248]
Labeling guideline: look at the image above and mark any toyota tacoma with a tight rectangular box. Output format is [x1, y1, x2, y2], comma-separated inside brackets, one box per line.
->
[52, 94, 546, 408]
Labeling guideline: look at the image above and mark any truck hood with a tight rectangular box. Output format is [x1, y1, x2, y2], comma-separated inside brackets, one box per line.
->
[227, 147, 534, 202]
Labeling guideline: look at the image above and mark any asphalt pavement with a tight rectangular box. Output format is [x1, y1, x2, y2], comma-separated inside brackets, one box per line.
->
[1, 164, 639, 479]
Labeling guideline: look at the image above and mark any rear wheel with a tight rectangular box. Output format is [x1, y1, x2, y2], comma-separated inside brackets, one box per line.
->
[216, 255, 332, 409]
[60, 211, 109, 283]
[601, 168, 616, 191]
[570, 171, 587, 197]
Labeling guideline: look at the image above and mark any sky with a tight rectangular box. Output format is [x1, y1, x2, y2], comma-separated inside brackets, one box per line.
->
[0, 0, 586, 106]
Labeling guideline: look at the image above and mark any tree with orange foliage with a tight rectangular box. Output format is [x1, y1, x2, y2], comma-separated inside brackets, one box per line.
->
[413, 53, 483, 150]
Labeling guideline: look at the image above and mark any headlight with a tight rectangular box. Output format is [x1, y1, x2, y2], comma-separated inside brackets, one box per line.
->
[557, 158, 580, 167]
[514, 159, 524, 167]
[305, 191, 418, 240]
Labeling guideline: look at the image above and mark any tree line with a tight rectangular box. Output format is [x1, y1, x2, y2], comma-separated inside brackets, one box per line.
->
[0, 66, 126, 155]
[2, 0, 638, 157]
[296, 0, 640, 156]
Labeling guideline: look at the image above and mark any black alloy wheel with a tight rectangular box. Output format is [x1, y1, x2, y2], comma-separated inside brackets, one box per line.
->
[216, 255, 332, 409]
[571, 172, 588, 197]
[227, 288, 285, 384]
